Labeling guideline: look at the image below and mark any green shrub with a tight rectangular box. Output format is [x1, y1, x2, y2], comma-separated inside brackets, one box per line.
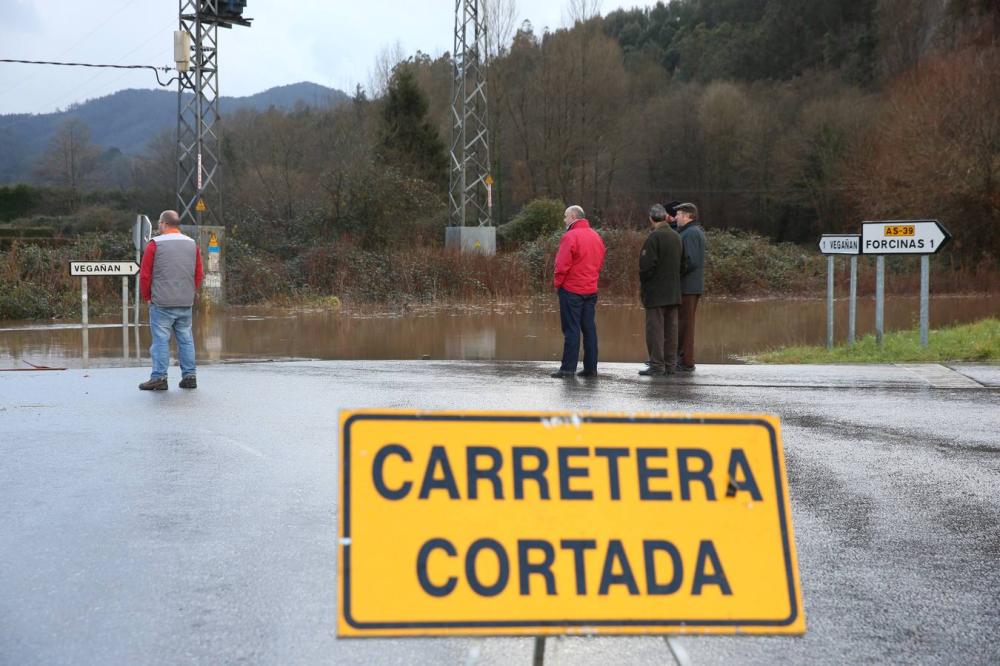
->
[0, 185, 40, 221]
[0, 232, 137, 319]
[0, 283, 56, 320]
[498, 198, 565, 248]
[706, 229, 820, 295]
[225, 237, 296, 304]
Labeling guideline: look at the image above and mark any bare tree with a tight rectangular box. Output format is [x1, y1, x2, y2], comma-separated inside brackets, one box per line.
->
[35, 118, 100, 189]
[853, 44, 1000, 257]
[565, 0, 602, 25]
[484, 0, 519, 59]
[132, 129, 176, 207]
[368, 40, 406, 99]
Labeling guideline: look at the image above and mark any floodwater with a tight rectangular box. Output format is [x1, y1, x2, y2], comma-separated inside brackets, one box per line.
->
[0, 294, 997, 370]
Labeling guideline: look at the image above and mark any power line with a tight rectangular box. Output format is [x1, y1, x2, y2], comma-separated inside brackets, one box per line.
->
[5, 0, 137, 94]
[32, 23, 177, 114]
[0, 59, 177, 87]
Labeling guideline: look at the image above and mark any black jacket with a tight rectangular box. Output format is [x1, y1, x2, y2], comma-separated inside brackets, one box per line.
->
[639, 224, 684, 308]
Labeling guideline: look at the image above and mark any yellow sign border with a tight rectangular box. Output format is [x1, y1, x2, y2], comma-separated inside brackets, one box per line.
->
[338, 410, 804, 637]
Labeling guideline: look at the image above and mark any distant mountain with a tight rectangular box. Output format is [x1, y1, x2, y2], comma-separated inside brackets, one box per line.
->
[0, 82, 349, 184]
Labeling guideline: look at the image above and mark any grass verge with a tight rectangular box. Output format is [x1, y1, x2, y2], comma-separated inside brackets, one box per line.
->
[749, 318, 1000, 364]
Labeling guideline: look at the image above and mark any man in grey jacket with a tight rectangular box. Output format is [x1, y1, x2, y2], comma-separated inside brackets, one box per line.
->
[138, 210, 204, 390]
[638, 204, 684, 376]
[676, 203, 705, 371]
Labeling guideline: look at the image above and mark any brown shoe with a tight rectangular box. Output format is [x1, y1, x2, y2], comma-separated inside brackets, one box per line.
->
[179, 375, 197, 389]
[139, 377, 168, 391]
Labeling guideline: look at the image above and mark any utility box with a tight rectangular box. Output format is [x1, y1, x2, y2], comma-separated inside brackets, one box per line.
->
[445, 226, 496, 255]
[180, 225, 225, 305]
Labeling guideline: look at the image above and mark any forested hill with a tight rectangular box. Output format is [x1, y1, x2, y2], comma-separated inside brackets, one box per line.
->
[601, 0, 966, 85]
[0, 82, 349, 183]
[2, 0, 995, 257]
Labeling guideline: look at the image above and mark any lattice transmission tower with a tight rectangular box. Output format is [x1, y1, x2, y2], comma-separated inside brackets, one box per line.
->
[176, 1, 250, 226]
[449, 0, 492, 227]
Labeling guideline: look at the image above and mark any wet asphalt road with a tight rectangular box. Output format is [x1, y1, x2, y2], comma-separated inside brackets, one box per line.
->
[1, 361, 998, 665]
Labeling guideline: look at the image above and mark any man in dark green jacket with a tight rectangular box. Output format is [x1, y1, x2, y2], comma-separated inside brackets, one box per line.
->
[638, 204, 684, 376]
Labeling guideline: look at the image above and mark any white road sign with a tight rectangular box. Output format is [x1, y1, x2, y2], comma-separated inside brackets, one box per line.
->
[861, 220, 951, 255]
[818, 234, 860, 255]
[70, 261, 140, 277]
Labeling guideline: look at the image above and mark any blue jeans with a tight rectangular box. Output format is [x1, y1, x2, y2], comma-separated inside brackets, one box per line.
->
[149, 305, 196, 380]
[558, 288, 598, 373]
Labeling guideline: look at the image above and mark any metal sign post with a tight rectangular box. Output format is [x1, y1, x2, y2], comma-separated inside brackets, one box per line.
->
[827, 256, 834, 350]
[817, 234, 860, 350]
[920, 255, 930, 346]
[133, 216, 152, 360]
[848, 255, 858, 347]
[875, 256, 885, 345]
[862, 220, 951, 347]
[81, 277, 89, 370]
[134, 304, 142, 361]
[122, 277, 129, 359]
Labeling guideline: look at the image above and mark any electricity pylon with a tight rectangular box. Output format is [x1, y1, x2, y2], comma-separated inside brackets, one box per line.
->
[449, 0, 492, 227]
[175, 0, 250, 226]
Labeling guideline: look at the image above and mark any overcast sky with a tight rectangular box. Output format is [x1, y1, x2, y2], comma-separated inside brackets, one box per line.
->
[0, 0, 652, 116]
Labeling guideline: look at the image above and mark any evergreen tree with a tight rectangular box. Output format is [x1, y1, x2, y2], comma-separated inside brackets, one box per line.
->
[377, 66, 448, 189]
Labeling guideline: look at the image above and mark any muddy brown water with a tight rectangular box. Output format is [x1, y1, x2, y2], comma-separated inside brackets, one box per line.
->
[0, 294, 997, 370]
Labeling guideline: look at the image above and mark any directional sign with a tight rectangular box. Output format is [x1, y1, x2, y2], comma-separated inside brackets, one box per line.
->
[861, 220, 951, 255]
[338, 410, 805, 637]
[818, 234, 860, 255]
[69, 261, 140, 277]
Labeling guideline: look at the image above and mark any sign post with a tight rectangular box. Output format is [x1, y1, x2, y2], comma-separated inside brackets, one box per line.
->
[81, 277, 89, 369]
[133, 216, 152, 359]
[70, 261, 141, 365]
[920, 255, 930, 346]
[862, 220, 951, 347]
[827, 256, 834, 350]
[122, 276, 129, 359]
[817, 234, 860, 350]
[848, 255, 857, 347]
[338, 410, 805, 640]
[875, 256, 884, 345]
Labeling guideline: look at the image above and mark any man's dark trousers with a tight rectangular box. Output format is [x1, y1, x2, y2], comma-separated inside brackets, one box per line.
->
[678, 294, 700, 366]
[645, 305, 679, 373]
[558, 288, 598, 373]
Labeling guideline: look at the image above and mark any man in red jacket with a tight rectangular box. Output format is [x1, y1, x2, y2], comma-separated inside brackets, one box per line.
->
[551, 205, 607, 378]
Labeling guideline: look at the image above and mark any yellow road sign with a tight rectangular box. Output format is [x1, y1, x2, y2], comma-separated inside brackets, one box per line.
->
[338, 410, 804, 637]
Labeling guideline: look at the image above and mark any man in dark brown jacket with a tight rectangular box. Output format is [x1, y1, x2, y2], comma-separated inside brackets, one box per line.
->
[638, 204, 684, 376]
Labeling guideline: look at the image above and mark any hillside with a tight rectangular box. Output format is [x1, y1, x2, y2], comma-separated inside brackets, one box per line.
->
[0, 82, 349, 183]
